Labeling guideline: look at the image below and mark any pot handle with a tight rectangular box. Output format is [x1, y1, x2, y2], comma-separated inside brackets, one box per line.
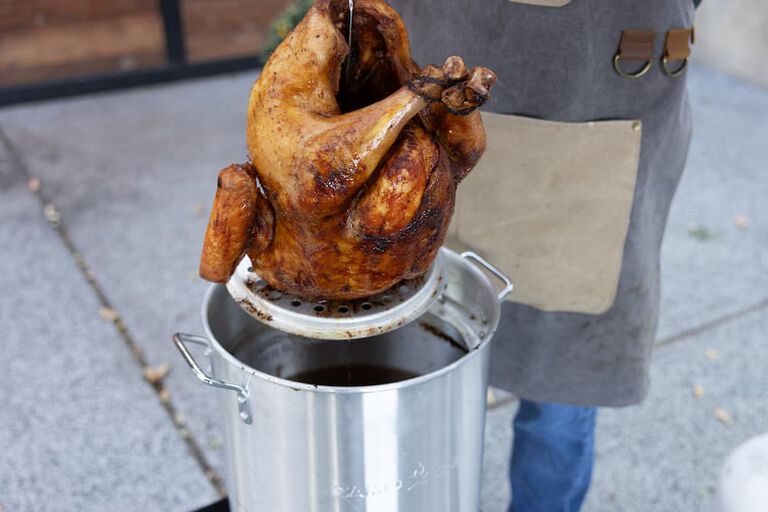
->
[461, 251, 514, 303]
[172, 333, 253, 425]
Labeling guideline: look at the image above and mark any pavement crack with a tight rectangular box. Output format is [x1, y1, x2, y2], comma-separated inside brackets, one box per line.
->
[0, 126, 227, 497]
[654, 296, 768, 349]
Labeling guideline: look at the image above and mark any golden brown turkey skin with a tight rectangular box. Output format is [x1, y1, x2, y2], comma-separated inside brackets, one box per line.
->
[199, 0, 496, 299]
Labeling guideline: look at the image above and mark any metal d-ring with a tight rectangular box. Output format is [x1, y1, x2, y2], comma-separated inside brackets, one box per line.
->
[173, 333, 253, 424]
[661, 55, 688, 78]
[613, 53, 652, 80]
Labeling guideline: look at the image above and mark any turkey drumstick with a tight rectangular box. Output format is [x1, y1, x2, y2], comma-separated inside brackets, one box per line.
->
[200, 0, 496, 299]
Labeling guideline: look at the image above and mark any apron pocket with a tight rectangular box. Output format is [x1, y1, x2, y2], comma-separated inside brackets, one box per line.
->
[446, 112, 641, 314]
[505, 0, 573, 6]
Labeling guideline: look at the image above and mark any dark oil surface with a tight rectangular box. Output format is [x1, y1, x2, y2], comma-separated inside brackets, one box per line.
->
[288, 365, 420, 386]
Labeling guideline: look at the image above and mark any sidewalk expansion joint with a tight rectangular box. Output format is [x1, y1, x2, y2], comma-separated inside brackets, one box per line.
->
[0, 126, 227, 497]
[654, 296, 768, 349]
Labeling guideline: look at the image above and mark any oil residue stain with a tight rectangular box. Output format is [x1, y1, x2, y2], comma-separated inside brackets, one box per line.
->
[288, 365, 419, 386]
[238, 300, 273, 322]
[246, 274, 428, 318]
[418, 321, 468, 354]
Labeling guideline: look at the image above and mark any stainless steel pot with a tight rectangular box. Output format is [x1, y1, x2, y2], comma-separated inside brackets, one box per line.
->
[174, 249, 511, 512]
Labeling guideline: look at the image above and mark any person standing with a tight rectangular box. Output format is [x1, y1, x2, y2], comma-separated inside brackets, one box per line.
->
[386, 0, 698, 510]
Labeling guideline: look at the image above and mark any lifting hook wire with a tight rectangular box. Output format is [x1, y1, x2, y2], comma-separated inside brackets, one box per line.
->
[344, 0, 354, 87]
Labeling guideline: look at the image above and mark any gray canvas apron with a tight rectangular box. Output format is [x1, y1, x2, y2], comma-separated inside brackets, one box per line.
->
[388, 0, 695, 406]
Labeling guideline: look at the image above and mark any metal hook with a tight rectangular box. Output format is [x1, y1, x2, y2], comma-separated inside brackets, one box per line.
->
[344, 0, 354, 87]
[347, 0, 354, 48]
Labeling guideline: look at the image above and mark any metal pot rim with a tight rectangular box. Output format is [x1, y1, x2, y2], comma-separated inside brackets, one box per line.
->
[202, 284, 490, 394]
[200, 250, 509, 394]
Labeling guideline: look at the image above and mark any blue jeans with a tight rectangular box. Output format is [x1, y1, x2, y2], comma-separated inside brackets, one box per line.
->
[509, 400, 597, 512]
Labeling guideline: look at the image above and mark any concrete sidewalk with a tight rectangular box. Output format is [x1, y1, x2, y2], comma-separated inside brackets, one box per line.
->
[1, 66, 766, 512]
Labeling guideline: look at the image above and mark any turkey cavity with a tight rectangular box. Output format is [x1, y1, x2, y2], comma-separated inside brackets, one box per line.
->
[338, 8, 405, 113]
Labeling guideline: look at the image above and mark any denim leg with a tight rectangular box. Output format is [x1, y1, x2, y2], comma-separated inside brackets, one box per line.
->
[508, 399, 597, 512]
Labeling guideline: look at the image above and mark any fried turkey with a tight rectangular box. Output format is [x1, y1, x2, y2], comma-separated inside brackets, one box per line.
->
[200, 0, 496, 299]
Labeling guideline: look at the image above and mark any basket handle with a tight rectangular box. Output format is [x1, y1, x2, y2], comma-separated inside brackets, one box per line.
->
[172, 333, 252, 424]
